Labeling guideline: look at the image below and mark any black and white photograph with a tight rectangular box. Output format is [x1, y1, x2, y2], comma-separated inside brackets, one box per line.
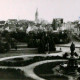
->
[0, 0, 80, 80]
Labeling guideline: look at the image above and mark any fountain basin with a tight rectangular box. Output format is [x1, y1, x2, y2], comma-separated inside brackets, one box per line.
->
[34, 60, 80, 80]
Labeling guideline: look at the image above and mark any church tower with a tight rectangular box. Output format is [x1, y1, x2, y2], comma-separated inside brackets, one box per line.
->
[35, 8, 38, 24]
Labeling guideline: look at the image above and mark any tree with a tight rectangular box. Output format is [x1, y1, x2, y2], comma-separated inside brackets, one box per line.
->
[63, 52, 69, 59]
[4, 42, 10, 52]
[52, 19, 56, 30]
[38, 36, 46, 53]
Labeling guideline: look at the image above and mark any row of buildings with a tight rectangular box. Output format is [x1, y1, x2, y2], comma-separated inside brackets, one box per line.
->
[0, 18, 79, 35]
[52, 18, 80, 36]
[0, 9, 79, 36]
[0, 19, 34, 32]
[0, 9, 49, 33]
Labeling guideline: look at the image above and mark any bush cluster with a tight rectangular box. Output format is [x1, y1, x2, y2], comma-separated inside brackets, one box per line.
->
[0, 56, 64, 67]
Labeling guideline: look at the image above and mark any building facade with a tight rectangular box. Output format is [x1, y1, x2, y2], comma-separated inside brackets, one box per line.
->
[52, 18, 63, 30]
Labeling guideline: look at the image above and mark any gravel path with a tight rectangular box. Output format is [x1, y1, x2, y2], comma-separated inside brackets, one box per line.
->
[0, 59, 67, 80]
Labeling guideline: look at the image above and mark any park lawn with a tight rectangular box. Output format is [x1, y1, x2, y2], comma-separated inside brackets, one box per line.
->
[0, 48, 38, 58]
[0, 68, 34, 80]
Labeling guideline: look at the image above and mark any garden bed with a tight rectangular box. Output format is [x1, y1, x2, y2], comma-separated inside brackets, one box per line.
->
[0, 56, 64, 67]
[34, 62, 68, 80]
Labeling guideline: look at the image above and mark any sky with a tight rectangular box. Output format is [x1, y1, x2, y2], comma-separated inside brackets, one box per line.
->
[0, 0, 80, 22]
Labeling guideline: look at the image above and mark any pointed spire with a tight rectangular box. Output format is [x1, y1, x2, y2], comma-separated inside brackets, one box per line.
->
[35, 8, 38, 17]
[35, 8, 38, 24]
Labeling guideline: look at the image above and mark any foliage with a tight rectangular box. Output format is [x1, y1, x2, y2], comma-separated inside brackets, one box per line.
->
[62, 52, 69, 59]
[0, 56, 63, 66]
[10, 31, 27, 42]
[52, 19, 56, 30]
[0, 30, 17, 53]
[0, 68, 30, 80]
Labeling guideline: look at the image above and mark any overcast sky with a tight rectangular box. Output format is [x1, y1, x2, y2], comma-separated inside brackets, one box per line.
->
[0, 0, 80, 22]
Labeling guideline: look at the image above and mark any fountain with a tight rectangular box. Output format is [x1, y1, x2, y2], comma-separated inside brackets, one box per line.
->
[60, 42, 79, 75]
[52, 42, 80, 80]
[34, 43, 80, 80]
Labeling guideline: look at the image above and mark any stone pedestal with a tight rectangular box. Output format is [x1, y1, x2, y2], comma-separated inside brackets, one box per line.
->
[66, 57, 78, 74]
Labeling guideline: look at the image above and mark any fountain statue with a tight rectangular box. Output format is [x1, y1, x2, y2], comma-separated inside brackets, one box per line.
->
[66, 42, 78, 74]
[53, 42, 79, 75]
[70, 42, 75, 57]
